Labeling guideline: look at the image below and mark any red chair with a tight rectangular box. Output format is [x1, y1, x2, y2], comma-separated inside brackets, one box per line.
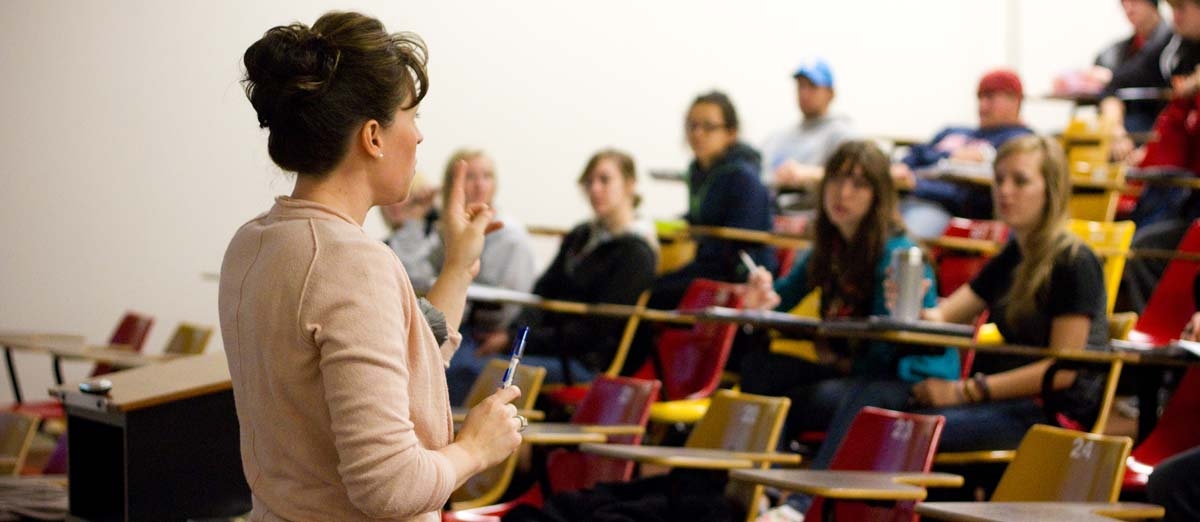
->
[1126, 219, 1200, 346]
[545, 376, 661, 493]
[931, 218, 1009, 298]
[806, 407, 946, 522]
[442, 377, 662, 522]
[1123, 367, 1200, 492]
[634, 279, 743, 403]
[10, 312, 154, 418]
[87, 312, 155, 377]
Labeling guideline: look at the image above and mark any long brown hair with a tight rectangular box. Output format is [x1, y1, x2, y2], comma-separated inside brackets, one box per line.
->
[995, 135, 1082, 325]
[808, 140, 904, 315]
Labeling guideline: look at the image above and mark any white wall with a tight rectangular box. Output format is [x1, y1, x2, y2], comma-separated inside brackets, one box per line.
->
[0, 0, 1134, 401]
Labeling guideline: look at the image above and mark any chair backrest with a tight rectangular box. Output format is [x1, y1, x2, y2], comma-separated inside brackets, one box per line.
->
[462, 359, 545, 410]
[932, 218, 1009, 298]
[163, 323, 214, 355]
[992, 424, 1132, 502]
[635, 279, 743, 401]
[1067, 219, 1136, 315]
[689, 390, 789, 522]
[1128, 219, 1200, 345]
[676, 278, 744, 311]
[686, 389, 790, 452]
[0, 412, 40, 476]
[545, 376, 661, 493]
[451, 360, 546, 509]
[1124, 367, 1200, 490]
[90, 311, 155, 377]
[808, 407, 946, 522]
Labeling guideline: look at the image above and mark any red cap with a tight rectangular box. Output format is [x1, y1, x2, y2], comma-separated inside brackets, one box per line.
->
[978, 69, 1023, 98]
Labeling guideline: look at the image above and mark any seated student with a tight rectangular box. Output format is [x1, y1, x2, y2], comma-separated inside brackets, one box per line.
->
[755, 137, 1111, 522]
[1086, 0, 1174, 145]
[446, 149, 659, 390]
[648, 91, 775, 311]
[906, 135, 1108, 452]
[745, 141, 958, 522]
[380, 173, 440, 289]
[893, 69, 1032, 239]
[1117, 0, 1200, 312]
[760, 57, 857, 209]
[437, 149, 538, 404]
[1146, 274, 1200, 522]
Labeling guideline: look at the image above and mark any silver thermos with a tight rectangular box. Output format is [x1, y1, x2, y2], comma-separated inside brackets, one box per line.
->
[892, 246, 925, 323]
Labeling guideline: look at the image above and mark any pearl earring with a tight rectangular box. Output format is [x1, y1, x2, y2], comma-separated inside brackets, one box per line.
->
[378, 153, 384, 158]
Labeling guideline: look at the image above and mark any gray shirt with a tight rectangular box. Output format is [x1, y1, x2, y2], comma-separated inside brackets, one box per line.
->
[760, 114, 857, 183]
[430, 211, 537, 332]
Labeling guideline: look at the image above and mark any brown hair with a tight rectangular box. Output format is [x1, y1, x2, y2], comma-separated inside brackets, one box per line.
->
[689, 91, 740, 132]
[242, 11, 429, 176]
[808, 140, 905, 315]
[577, 149, 641, 208]
[993, 134, 1082, 325]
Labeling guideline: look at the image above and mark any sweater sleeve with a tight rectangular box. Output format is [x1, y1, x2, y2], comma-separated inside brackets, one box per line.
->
[301, 239, 458, 517]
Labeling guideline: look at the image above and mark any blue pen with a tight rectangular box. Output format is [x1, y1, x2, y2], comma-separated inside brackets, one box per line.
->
[500, 326, 530, 388]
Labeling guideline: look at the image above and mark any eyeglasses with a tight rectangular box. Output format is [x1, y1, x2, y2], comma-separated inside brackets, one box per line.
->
[685, 121, 727, 134]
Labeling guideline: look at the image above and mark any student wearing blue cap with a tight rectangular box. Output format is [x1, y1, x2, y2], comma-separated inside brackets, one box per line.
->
[760, 58, 857, 207]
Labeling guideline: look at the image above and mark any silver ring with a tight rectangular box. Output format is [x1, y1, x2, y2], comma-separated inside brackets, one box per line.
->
[515, 414, 528, 432]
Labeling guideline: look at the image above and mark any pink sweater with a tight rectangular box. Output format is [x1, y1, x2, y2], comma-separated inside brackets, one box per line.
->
[219, 197, 463, 521]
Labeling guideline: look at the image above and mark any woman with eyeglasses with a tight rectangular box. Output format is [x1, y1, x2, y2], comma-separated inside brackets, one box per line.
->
[648, 91, 774, 311]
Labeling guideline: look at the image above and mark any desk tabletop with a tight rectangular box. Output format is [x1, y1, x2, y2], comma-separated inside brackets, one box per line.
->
[520, 423, 644, 445]
[0, 331, 168, 367]
[0, 332, 86, 351]
[451, 407, 545, 423]
[916, 501, 1165, 522]
[730, 469, 963, 501]
[51, 352, 229, 413]
[578, 443, 802, 470]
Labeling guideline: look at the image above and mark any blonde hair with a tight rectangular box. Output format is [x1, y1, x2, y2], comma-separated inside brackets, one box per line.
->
[441, 148, 490, 206]
[994, 135, 1082, 325]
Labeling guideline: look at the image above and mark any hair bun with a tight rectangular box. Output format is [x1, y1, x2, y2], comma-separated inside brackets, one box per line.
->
[243, 23, 342, 128]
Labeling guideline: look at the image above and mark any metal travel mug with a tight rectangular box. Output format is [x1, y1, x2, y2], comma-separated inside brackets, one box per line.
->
[892, 246, 924, 323]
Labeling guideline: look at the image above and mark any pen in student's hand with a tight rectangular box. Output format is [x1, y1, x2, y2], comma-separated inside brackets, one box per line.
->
[500, 326, 530, 388]
[739, 250, 759, 275]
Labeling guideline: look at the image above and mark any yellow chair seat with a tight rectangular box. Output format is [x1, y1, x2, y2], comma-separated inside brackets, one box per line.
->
[648, 398, 711, 425]
[974, 323, 1004, 345]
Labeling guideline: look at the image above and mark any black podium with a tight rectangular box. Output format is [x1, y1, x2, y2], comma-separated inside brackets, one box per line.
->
[52, 353, 250, 521]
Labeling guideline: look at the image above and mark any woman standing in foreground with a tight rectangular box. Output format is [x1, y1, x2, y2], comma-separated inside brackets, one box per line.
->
[219, 12, 522, 521]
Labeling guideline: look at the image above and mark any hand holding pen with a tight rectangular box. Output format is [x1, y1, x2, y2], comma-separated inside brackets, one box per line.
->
[740, 250, 780, 310]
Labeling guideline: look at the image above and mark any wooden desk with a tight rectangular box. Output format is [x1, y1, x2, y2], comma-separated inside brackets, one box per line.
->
[732, 469, 962, 501]
[578, 443, 801, 470]
[0, 332, 84, 403]
[922, 236, 1002, 256]
[916, 501, 1165, 522]
[0, 332, 170, 403]
[519, 423, 643, 445]
[697, 307, 820, 335]
[51, 353, 250, 521]
[451, 406, 545, 423]
[687, 225, 810, 250]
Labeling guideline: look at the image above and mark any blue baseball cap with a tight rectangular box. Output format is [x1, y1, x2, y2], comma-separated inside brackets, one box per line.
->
[792, 58, 834, 89]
